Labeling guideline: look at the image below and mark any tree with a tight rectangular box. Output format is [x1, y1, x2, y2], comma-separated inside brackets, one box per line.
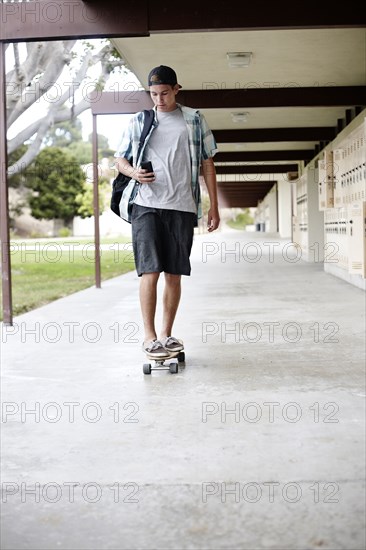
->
[88, 132, 115, 159]
[66, 141, 93, 166]
[44, 118, 83, 148]
[65, 133, 115, 165]
[6, 39, 126, 176]
[8, 144, 27, 189]
[76, 177, 111, 219]
[25, 147, 85, 228]
[8, 144, 28, 228]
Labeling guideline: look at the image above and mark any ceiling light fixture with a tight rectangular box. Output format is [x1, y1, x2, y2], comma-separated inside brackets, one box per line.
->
[226, 52, 253, 68]
[231, 112, 250, 123]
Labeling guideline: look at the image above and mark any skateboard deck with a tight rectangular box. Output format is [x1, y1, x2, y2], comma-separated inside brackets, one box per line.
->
[143, 349, 185, 374]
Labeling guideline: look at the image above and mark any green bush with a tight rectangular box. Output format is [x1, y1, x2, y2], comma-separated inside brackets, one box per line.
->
[58, 227, 72, 238]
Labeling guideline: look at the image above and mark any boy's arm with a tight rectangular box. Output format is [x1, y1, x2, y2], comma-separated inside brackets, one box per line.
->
[115, 157, 137, 179]
[115, 157, 155, 184]
[202, 157, 220, 232]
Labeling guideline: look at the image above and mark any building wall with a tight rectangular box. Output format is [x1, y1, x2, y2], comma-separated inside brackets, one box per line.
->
[256, 109, 366, 289]
[254, 179, 292, 238]
[264, 184, 278, 233]
[292, 166, 325, 262]
[73, 210, 132, 239]
[253, 183, 278, 234]
[277, 179, 292, 239]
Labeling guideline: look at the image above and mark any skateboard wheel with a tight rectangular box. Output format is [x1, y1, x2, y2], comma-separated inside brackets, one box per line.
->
[169, 363, 178, 374]
[177, 351, 185, 362]
[143, 363, 152, 375]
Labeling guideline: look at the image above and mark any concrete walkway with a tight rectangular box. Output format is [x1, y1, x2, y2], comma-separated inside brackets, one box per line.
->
[1, 230, 365, 550]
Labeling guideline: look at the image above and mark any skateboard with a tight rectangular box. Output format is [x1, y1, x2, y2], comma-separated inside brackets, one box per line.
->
[143, 349, 185, 374]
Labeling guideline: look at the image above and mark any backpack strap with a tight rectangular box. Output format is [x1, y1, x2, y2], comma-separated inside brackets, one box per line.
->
[136, 109, 154, 163]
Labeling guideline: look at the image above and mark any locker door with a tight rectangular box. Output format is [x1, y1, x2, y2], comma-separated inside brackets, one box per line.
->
[338, 206, 349, 270]
[348, 201, 366, 277]
[318, 158, 326, 211]
[333, 149, 344, 207]
[318, 151, 334, 210]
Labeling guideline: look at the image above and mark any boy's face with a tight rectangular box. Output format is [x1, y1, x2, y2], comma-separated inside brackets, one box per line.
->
[149, 84, 179, 112]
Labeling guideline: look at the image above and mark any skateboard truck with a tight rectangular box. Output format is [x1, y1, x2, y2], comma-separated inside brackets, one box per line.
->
[143, 350, 185, 375]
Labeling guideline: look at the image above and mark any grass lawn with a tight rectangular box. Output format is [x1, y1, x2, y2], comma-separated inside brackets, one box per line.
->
[1, 237, 135, 320]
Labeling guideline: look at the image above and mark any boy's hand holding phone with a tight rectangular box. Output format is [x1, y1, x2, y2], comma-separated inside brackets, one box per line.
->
[137, 161, 155, 183]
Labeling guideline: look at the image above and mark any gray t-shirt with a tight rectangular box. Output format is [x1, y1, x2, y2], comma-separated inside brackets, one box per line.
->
[134, 108, 197, 213]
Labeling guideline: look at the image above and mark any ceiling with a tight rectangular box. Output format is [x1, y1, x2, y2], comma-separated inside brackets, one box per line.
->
[111, 26, 366, 207]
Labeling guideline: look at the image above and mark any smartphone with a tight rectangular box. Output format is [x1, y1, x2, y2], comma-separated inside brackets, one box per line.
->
[140, 161, 154, 174]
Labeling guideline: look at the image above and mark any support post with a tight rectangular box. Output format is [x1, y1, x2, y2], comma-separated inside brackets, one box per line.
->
[0, 42, 12, 325]
[92, 114, 101, 288]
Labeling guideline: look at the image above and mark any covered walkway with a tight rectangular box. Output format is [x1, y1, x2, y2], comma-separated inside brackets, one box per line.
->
[1, 230, 365, 550]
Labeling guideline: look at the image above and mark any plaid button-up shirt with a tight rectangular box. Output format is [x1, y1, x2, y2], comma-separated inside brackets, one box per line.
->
[114, 103, 218, 220]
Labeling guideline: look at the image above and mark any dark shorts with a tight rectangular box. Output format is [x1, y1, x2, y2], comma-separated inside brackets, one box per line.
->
[131, 204, 196, 277]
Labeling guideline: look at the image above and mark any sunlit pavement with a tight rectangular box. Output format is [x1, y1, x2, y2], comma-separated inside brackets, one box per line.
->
[1, 230, 365, 550]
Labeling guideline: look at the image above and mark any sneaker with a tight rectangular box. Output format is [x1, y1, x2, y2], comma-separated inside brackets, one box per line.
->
[161, 336, 184, 352]
[142, 339, 170, 358]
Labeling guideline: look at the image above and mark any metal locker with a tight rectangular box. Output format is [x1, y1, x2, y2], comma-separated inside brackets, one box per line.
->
[338, 206, 349, 270]
[348, 201, 366, 277]
[333, 149, 344, 207]
[318, 150, 334, 210]
[344, 121, 366, 205]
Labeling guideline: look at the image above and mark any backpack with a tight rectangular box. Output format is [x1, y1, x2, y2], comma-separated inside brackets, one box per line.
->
[110, 109, 154, 223]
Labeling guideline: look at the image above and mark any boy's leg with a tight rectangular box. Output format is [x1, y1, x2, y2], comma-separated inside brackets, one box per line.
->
[160, 273, 181, 339]
[131, 205, 164, 348]
[139, 272, 160, 343]
[158, 210, 195, 350]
